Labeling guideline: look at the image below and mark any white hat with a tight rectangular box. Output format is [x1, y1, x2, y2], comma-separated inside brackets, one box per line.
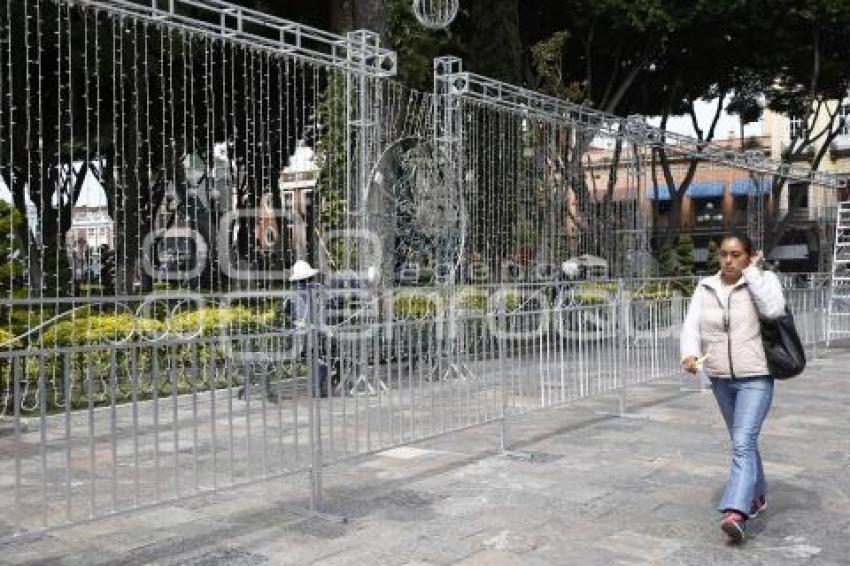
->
[289, 260, 319, 282]
[561, 260, 580, 277]
[366, 265, 379, 283]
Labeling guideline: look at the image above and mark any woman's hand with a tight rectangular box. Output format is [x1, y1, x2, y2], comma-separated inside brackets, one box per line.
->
[750, 250, 764, 269]
[682, 356, 699, 374]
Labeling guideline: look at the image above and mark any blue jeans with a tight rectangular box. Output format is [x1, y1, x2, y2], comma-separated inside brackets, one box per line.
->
[710, 376, 774, 517]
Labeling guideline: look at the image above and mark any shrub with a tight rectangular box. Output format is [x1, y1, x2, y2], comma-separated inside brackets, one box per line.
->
[706, 240, 720, 274]
[456, 287, 488, 312]
[657, 244, 676, 277]
[5, 305, 46, 338]
[394, 294, 439, 319]
[0, 328, 19, 349]
[572, 282, 617, 305]
[675, 235, 695, 276]
[457, 287, 523, 312]
[631, 281, 676, 301]
[42, 313, 164, 346]
[170, 305, 276, 336]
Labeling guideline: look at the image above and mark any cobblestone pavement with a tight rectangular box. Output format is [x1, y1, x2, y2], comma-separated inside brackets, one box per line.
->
[2, 349, 849, 565]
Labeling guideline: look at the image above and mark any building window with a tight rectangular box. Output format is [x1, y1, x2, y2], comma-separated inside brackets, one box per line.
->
[695, 198, 724, 226]
[839, 103, 850, 136]
[789, 115, 806, 141]
[731, 196, 749, 226]
[788, 182, 809, 208]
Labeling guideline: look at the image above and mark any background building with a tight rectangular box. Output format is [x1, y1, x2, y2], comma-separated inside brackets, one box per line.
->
[62, 161, 114, 281]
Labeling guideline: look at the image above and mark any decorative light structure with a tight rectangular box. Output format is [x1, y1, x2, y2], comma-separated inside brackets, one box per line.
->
[412, 0, 459, 30]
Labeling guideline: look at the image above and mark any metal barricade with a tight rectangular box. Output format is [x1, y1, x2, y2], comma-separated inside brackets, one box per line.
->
[0, 0, 396, 537]
[0, 281, 837, 539]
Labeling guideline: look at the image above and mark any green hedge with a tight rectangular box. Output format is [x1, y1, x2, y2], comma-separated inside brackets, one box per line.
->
[456, 288, 521, 312]
[394, 295, 439, 319]
[571, 282, 616, 305]
[170, 305, 277, 336]
[393, 289, 529, 318]
[0, 328, 19, 348]
[42, 314, 165, 346]
[456, 288, 489, 312]
[630, 281, 677, 301]
[33, 306, 278, 346]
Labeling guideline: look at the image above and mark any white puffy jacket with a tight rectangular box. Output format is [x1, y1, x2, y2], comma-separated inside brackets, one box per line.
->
[680, 267, 786, 379]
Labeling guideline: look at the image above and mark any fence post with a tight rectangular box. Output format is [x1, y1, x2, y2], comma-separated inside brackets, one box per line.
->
[307, 285, 324, 512]
[616, 279, 630, 416]
[805, 289, 818, 360]
[498, 307, 509, 452]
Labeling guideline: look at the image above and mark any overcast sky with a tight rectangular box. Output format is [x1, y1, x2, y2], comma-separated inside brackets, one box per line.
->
[647, 97, 765, 140]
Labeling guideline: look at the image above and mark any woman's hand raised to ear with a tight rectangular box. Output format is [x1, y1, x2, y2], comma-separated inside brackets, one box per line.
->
[682, 356, 699, 374]
[750, 250, 764, 269]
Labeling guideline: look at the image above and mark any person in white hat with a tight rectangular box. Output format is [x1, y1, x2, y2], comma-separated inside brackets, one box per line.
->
[561, 260, 580, 280]
[288, 259, 336, 397]
[289, 259, 319, 327]
[289, 259, 319, 283]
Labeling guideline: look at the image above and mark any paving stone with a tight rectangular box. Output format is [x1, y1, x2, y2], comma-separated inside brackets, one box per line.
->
[3, 350, 850, 564]
[183, 547, 269, 566]
[594, 530, 683, 563]
[455, 549, 524, 566]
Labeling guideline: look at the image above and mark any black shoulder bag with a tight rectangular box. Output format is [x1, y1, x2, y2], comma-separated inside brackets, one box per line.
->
[758, 306, 806, 379]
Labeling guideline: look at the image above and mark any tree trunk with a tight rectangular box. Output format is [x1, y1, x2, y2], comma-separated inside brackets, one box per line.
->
[764, 182, 808, 255]
[664, 194, 683, 250]
[329, 0, 387, 41]
[764, 106, 845, 255]
[468, 0, 523, 84]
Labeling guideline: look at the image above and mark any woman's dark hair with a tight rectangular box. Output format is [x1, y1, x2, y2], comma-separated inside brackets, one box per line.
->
[719, 233, 753, 256]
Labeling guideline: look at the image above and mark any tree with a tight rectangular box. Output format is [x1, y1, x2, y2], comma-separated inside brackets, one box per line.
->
[526, 1, 763, 252]
[466, 0, 523, 85]
[385, 0, 464, 89]
[0, 200, 25, 298]
[675, 234, 695, 276]
[522, 0, 850, 258]
[315, 74, 349, 270]
[657, 243, 675, 277]
[99, 245, 116, 296]
[652, 91, 728, 249]
[329, 0, 387, 39]
[0, 3, 185, 295]
[706, 240, 720, 274]
[725, 70, 767, 150]
[742, 0, 850, 254]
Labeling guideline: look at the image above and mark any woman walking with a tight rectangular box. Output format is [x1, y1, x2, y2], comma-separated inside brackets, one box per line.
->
[680, 234, 786, 542]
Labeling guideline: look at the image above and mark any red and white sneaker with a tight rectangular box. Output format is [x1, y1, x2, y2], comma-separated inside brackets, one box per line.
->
[721, 510, 746, 542]
[749, 495, 767, 518]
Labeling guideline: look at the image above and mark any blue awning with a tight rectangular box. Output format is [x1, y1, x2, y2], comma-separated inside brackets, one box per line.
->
[647, 185, 671, 201]
[647, 182, 725, 200]
[731, 178, 772, 196]
[686, 181, 725, 199]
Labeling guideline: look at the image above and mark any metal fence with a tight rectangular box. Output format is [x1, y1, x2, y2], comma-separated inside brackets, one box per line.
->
[0, 0, 401, 537]
[1, 280, 839, 538]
